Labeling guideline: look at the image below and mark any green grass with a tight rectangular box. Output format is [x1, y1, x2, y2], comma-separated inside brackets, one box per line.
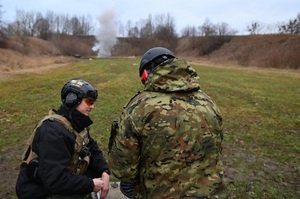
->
[1, 58, 299, 198]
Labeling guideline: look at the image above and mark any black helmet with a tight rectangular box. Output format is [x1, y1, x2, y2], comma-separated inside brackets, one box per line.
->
[61, 79, 98, 108]
[139, 47, 175, 77]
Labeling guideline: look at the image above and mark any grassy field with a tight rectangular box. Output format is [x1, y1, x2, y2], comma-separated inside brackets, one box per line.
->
[0, 58, 299, 198]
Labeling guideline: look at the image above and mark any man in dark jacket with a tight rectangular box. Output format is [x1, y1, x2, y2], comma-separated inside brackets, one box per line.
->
[16, 79, 110, 199]
[108, 47, 225, 198]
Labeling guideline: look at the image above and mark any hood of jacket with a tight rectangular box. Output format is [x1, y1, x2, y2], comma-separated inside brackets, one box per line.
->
[144, 58, 201, 92]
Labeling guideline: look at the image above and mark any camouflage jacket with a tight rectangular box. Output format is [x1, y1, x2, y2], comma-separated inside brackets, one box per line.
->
[109, 58, 224, 199]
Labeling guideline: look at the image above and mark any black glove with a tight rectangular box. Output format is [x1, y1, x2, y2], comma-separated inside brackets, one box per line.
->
[120, 181, 135, 198]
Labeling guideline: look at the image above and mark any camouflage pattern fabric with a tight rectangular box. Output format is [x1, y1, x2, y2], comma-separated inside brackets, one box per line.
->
[108, 58, 225, 199]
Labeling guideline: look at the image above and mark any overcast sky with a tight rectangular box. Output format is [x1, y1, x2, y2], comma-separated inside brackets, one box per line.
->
[1, 0, 299, 35]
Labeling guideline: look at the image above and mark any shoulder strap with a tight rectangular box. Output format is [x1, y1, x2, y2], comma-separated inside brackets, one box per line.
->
[22, 111, 52, 164]
[47, 110, 78, 136]
[22, 110, 78, 164]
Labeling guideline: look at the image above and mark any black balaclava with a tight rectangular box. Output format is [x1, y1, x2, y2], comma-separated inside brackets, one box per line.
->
[56, 104, 93, 133]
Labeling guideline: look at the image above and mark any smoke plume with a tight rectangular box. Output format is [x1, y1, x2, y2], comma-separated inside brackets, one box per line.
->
[92, 9, 117, 58]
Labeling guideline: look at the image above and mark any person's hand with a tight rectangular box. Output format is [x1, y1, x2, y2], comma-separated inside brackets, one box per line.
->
[99, 172, 110, 199]
[93, 178, 104, 192]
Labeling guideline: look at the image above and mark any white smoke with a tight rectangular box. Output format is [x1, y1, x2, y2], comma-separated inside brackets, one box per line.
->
[92, 9, 117, 58]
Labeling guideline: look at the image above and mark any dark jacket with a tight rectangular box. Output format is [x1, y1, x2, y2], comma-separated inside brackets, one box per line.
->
[16, 107, 109, 199]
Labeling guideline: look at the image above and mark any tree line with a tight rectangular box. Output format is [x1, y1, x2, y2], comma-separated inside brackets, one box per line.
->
[1, 8, 300, 39]
[3, 10, 94, 39]
[0, 6, 300, 58]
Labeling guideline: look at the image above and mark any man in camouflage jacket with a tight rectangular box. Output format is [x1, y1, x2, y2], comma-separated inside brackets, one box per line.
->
[108, 47, 225, 199]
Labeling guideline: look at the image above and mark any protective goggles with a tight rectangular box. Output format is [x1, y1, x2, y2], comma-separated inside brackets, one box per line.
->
[83, 98, 95, 106]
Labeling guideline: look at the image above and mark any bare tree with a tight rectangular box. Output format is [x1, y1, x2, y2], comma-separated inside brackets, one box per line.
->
[117, 20, 125, 37]
[14, 9, 30, 35]
[125, 20, 133, 37]
[54, 14, 61, 34]
[79, 15, 94, 35]
[247, 21, 264, 35]
[27, 11, 36, 36]
[0, 3, 6, 46]
[0, 3, 3, 25]
[153, 13, 177, 48]
[180, 25, 199, 50]
[70, 16, 81, 35]
[216, 22, 237, 36]
[34, 13, 50, 39]
[0, 3, 2, 15]
[181, 25, 198, 37]
[45, 11, 56, 34]
[125, 20, 140, 55]
[60, 14, 71, 34]
[278, 13, 300, 34]
[198, 18, 217, 36]
[140, 14, 154, 38]
[128, 25, 139, 38]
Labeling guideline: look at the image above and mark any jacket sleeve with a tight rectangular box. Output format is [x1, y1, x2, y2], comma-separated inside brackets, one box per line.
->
[108, 111, 140, 182]
[34, 120, 94, 195]
[87, 136, 110, 176]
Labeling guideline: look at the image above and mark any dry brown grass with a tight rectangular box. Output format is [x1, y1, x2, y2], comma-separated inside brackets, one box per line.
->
[207, 34, 300, 68]
[1, 34, 299, 79]
[0, 49, 74, 71]
[175, 34, 300, 69]
[0, 36, 81, 80]
[3, 36, 60, 55]
[0, 49, 79, 81]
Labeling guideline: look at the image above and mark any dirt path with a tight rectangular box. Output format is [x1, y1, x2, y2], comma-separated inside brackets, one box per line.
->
[1, 55, 298, 82]
[0, 63, 71, 80]
[0, 53, 79, 81]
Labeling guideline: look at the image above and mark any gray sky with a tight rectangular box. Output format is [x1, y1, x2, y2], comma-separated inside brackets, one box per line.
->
[1, 0, 299, 35]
